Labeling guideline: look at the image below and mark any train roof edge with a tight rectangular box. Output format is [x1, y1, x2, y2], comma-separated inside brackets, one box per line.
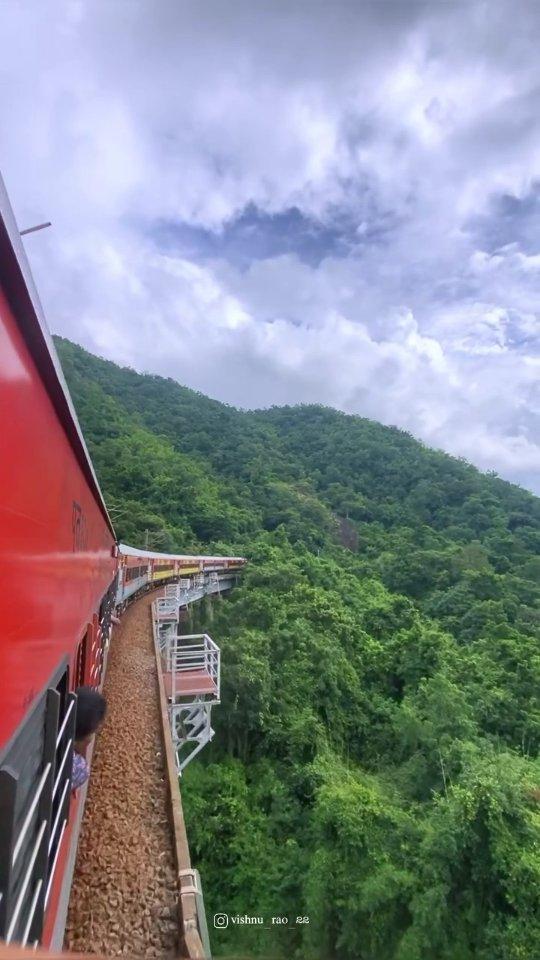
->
[118, 542, 246, 563]
[0, 170, 115, 537]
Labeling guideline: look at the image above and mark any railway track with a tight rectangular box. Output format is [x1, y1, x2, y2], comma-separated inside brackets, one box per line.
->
[65, 595, 179, 958]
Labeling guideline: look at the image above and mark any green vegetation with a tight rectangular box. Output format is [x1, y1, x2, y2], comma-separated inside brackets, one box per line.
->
[56, 336, 540, 960]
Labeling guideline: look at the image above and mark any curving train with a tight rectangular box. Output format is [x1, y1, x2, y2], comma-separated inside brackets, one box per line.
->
[0, 173, 245, 949]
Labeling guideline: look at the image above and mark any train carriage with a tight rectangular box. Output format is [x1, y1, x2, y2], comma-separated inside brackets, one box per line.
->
[114, 546, 245, 606]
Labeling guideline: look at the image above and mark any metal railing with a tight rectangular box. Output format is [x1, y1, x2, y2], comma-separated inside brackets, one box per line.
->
[170, 634, 220, 702]
[156, 574, 237, 671]
[160, 572, 235, 617]
[156, 596, 180, 619]
[164, 579, 192, 601]
[1, 688, 76, 947]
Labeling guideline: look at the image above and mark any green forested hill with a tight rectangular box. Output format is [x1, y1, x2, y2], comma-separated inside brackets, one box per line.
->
[56, 336, 540, 960]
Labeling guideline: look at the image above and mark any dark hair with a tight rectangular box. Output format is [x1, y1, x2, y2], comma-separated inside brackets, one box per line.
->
[75, 687, 107, 740]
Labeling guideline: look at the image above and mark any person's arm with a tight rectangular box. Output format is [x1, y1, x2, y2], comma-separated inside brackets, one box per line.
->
[71, 752, 90, 792]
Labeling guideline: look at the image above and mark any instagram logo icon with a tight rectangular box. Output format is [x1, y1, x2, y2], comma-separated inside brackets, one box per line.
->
[213, 913, 229, 928]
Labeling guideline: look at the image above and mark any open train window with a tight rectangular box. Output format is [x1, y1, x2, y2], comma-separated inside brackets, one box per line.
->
[125, 564, 144, 582]
[0, 664, 76, 947]
[75, 633, 87, 689]
[95, 575, 117, 687]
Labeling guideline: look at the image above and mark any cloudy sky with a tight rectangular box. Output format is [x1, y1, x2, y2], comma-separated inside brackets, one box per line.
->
[1, 1, 539, 492]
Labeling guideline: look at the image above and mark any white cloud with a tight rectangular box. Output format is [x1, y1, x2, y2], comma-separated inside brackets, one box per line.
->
[0, 0, 539, 491]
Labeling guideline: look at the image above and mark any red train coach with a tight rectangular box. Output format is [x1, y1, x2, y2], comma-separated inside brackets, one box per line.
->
[0, 176, 117, 948]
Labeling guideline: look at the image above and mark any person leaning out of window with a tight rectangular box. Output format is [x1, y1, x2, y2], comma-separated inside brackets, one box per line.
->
[71, 686, 107, 792]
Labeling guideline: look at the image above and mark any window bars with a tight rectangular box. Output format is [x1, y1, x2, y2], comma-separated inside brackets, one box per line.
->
[0, 676, 76, 946]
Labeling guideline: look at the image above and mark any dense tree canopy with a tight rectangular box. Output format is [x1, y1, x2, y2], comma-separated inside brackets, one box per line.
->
[56, 337, 540, 960]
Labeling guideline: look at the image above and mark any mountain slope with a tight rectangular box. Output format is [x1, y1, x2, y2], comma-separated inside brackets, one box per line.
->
[56, 337, 540, 960]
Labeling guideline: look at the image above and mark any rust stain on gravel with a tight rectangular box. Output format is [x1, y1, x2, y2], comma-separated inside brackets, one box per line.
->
[65, 594, 179, 958]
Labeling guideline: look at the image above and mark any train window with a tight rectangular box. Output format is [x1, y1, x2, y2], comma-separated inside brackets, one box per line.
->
[47, 676, 75, 898]
[125, 565, 144, 582]
[74, 634, 87, 689]
[88, 620, 100, 689]
[0, 664, 76, 947]
[95, 575, 117, 687]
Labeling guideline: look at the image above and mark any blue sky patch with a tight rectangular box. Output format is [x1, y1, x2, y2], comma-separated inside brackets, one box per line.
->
[153, 202, 395, 268]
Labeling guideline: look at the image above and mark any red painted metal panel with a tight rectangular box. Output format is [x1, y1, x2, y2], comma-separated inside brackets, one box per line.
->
[0, 285, 116, 750]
